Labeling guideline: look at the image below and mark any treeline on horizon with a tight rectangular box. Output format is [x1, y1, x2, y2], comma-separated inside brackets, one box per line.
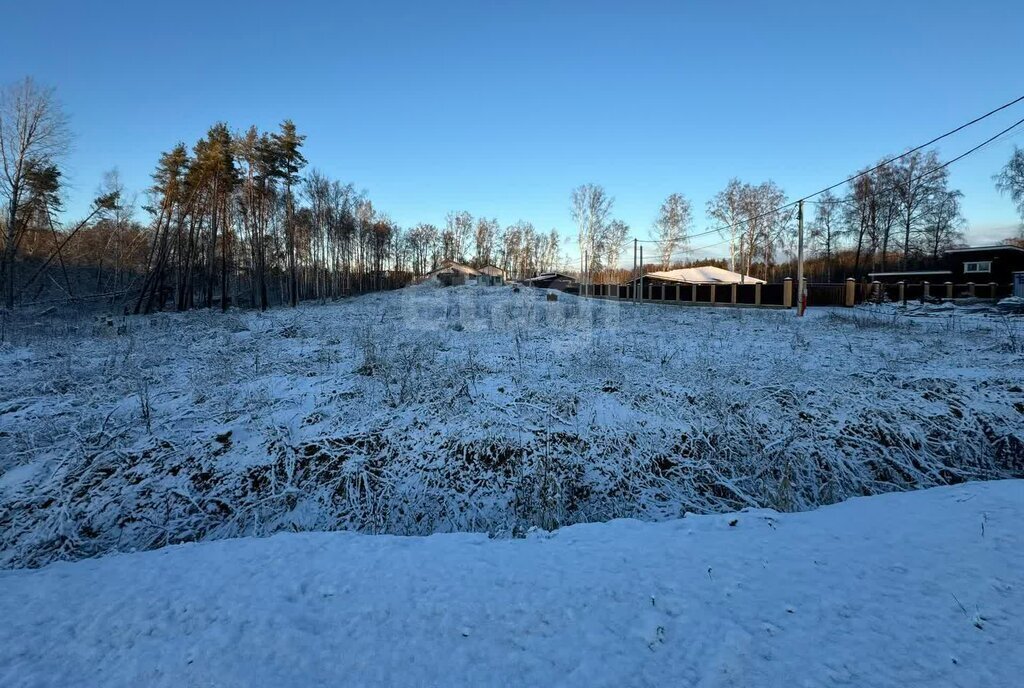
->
[2, 76, 1024, 313]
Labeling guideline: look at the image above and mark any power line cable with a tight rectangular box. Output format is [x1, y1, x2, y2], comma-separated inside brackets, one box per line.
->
[631, 108, 1024, 267]
[800, 115, 1024, 209]
[632, 94, 1024, 248]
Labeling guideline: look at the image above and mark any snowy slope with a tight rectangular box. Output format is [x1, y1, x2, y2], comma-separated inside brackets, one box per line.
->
[2, 480, 1022, 688]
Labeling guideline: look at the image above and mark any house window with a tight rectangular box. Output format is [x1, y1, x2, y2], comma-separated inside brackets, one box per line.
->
[964, 261, 992, 274]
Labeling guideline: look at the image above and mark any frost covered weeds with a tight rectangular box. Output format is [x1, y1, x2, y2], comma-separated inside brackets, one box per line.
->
[1, 285, 1023, 568]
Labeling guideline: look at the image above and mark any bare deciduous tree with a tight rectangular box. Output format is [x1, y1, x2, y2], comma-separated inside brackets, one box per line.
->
[570, 184, 612, 277]
[706, 179, 744, 273]
[539, 229, 560, 274]
[891, 150, 947, 270]
[443, 210, 473, 263]
[921, 189, 964, 260]
[995, 146, 1024, 233]
[653, 193, 692, 267]
[709, 179, 789, 279]
[602, 219, 629, 269]
[809, 190, 840, 281]
[0, 77, 71, 310]
[473, 217, 499, 267]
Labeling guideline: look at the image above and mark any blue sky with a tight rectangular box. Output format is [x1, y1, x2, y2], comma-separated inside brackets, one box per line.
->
[3, 0, 1023, 262]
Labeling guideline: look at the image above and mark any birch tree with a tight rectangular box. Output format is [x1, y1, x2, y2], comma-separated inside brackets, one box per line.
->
[570, 184, 612, 277]
[653, 193, 692, 267]
[473, 217, 499, 266]
[539, 229, 560, 273]
[809, 190, 840, 281]
[872, 163, 901, 272]
[844, 172, 875, 279]
[891, 150, 946, 270]
[920, 189, 964, 260]
[706, 179, 744, 272]
[602, 219, 629, 270]
[444, 210, 473, 263]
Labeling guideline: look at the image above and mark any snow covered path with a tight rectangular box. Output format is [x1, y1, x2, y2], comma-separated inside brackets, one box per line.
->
[3, 481, 1022, 687]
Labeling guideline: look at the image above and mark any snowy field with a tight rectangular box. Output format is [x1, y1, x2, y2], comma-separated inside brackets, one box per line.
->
[2, 480, 1021, 687]
[1, 285, 1023, 568]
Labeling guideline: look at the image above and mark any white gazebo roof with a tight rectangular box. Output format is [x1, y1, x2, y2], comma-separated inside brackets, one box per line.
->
[635, 266, 766, 285]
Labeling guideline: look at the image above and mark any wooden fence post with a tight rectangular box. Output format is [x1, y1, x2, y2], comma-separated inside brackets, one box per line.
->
[989, 281, 998, 300]
[710, 284, 717, 304]
[898, 281, 906, 304]
[783, 278, 793, 308]
[871, 280, 881, 303]
[922, 281, 930, 301]
[691, 284, 697, 302]
[844, 278, 855, 307]
[731, 283, 737, 305]
[945, 281, 953, 299]
[674, 284, 680, 301]
[755, 283, 763, 306]
[967, 282, 975, 296]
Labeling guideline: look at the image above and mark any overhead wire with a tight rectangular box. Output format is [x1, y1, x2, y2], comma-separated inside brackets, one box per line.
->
[622, 97, 1024, 266]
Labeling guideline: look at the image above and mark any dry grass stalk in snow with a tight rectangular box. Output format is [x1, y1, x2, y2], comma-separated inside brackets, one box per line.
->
[1, 285, 1022, 568]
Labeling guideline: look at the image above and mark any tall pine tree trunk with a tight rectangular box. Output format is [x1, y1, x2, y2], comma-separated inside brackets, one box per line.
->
[220, 196, 229, 312]
[206, 183, 218, 309]
[287, 185, 297, 307]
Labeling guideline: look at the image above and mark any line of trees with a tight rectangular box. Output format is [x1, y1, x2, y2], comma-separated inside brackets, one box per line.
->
[407, 214, 562, 281]
[831, 150, 966, 279]
[639, 150, 985, 283]
[0, 77, 571, 313]
[132, 123, 571, 313]
[5, 75, 1024, 312]
[569, 183, 635, 285]
[607, 147, 1024, 285]
[579, 151, 982, 285]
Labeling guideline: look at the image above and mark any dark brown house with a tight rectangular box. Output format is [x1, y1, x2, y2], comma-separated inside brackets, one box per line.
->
[943, 245, 1024, 284]
[869, 245, 1024, 290]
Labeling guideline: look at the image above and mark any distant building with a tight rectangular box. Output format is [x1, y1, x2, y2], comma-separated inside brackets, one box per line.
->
[420, 262, 480, 286]
[522, 272, 579, 292]
[477, 265, 506, 286]
[624, 266, 766, 286]
[869, 245, 1024, 286]
[944, 245, 1024, 284]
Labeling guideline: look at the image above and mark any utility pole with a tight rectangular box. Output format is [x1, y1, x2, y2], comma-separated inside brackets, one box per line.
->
[639, 245, 644, 306]
[797, 199, 805, 316]
[585, 250, 593, 296]
[633, 238, 638, 304]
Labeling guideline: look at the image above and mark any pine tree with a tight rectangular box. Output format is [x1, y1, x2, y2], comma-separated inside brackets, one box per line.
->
[136, 144, 190, 314]
[272, 120, 307, 306]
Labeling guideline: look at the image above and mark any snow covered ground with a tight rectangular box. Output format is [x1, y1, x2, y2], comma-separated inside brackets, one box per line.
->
[1, 284, 1023, 568]
[2, 480, 1021, 687]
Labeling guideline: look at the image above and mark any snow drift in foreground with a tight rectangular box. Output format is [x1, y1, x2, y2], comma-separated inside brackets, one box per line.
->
[1, 286, 1023, 568]
[2, 481, 1021, 687]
